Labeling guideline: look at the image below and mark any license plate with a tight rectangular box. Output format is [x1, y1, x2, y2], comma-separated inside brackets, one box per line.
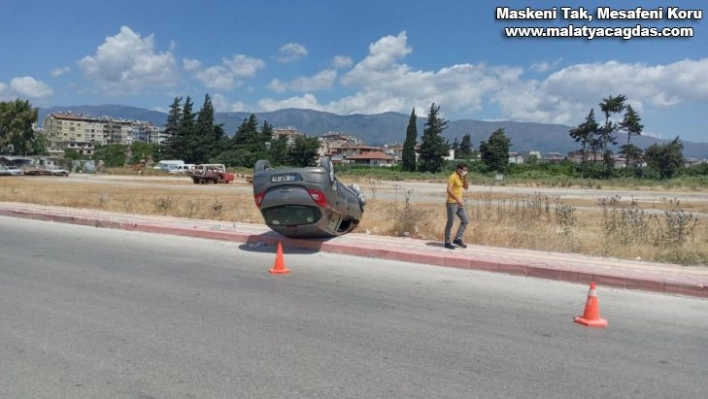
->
[271, 174, 299, 183]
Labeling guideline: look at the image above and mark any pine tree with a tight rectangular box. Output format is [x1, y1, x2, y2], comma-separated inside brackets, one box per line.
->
[177, 96, 197, 162]
[479, 128, 512, 173]
[569, 109, 599, 178]
[287, 136, 321, 167]
[451, 137, 460, 153]
[257, 120, 274, 160]
[193, 94, 225, 163]
[227, 114, 263, 167]
[418, 103, 449, 173]
[459, 133, 473, 159]
[402, 107, 418, 172]
[268, 135, 289, 166]
[231, 114, 260, 146]
[161, 97, 182, 159]
[619, 105, 644, 168]
[597, 94, 627, 175]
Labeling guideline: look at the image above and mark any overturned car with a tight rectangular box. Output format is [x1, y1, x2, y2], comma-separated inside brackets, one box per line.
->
[252, 157, 366, 238]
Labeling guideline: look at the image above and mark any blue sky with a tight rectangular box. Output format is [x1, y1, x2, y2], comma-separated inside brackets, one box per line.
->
[1, 0, 706, 142]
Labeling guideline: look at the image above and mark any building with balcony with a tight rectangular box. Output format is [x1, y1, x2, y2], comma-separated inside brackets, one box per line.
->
[272, 126, 305, 145]
[42, 112, 165, 154]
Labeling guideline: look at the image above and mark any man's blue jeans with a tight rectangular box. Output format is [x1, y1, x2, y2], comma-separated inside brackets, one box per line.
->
[445, 202, 469, 243]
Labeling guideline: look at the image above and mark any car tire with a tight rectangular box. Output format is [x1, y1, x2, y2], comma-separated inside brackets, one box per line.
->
[254, 160, 273, 173]
[319, 157, 336, 188]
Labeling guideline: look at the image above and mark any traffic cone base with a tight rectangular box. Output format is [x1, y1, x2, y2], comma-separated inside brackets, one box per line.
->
[574, 282, 607, 328]
[269, 242, 290, 275]
[574, 315, 608, 328]
[269, 268, 290, 275]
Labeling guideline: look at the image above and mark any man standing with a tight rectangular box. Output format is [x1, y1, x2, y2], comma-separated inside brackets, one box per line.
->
[444, 162, 469, 249]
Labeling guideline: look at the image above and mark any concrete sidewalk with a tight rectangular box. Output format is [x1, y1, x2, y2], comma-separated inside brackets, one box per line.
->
[1, 201, 707, 299]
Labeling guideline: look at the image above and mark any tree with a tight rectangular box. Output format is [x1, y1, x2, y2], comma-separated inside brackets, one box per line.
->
[568, 109, 599, 178]
[129, 142, 159, 164]
[619, 104, 643, 168]
[458, 133, 473, 159]
[402, 107, 418, 172]
[619, 143, 643, 173]
[192, 94, 226, 164]
[92, 144, 129, 167]
[162, 96, 195, 162]
[63, 149, 82, 161]
[286, 136, 321, 167]
[227, 114, 263, 167]
[256, 120, 274, 160]
[418, 103, 449, 173]
[0, 99, 44, 155]
[451, 137, 460, 153]
[597, 94, 627, 175]
[160, 96, 182, 159]
[643, 137, 685, 179]
[231, 114, 260, 146]
[268, 135, 289, 166]
[479, 128, 511, 173]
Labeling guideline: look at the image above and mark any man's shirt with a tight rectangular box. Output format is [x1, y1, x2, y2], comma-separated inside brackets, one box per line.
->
[447, 172, 464, 204]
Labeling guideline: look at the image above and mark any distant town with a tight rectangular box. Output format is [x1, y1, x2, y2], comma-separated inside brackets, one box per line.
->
[18, 111, 708, 169]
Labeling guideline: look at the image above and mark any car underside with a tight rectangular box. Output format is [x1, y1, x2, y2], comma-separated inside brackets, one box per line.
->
[252, 157, 366, 238]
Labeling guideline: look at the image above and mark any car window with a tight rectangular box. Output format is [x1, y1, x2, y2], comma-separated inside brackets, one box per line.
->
[262, 205, 321, 225]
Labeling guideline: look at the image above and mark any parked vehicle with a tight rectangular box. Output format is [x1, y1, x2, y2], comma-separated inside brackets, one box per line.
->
[49, 167, 70, 177]
[168, 164, 196, 174]
[190, 164, 234, 184]
[6, 165, 24, 175]
[23, 166, 69, 176]
[153, 160, 185, 170]
[252, 157, 366, 238]
[0, 166, 12, 176]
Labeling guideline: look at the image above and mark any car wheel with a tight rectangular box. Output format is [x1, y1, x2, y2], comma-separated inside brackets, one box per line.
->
[254, 160, 273, 173]
[319, 157, 336, 188]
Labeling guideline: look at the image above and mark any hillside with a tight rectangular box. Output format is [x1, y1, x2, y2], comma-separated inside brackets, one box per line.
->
[37, 105, 708, 159]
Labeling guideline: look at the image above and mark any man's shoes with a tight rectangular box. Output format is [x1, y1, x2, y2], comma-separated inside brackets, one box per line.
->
[444, 242, 455, 249]
[453, 239, 467, 248]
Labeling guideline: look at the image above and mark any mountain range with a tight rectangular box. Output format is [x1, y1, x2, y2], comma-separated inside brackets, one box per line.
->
[37, 105, 708, 159]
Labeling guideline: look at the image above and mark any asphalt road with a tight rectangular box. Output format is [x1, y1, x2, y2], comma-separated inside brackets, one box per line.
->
[2, 215, 708, 398]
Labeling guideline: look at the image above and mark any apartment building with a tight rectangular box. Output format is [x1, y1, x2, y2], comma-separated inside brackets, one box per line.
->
[42, 112, 108, 150]
[42, 112, 166, 152]
[272, 126, 305, 145]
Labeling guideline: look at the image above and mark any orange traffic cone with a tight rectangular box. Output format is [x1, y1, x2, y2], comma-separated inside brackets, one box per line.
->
[269, 242, 290, 275]
[574, 282, 608, 328]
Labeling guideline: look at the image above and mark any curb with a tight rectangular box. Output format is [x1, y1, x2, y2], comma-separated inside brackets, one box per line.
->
[1, 207, 706, 299]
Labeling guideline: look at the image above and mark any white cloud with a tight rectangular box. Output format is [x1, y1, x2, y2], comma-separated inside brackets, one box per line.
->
[229, 101, 248, 112]
[258, 93, 323, 112]
[0, 82, 7, 94]
[9, 77, 54, 98]
[254, 31, 708, 129]
[182, 58, 201, 72]
[187, 54, 266, 90]
[333, 55, 353, 69]
[495, 58, 708, 125]
[210, 93, 248, 113]
[529, 58, 562, 73]
[273, 43, 308, 63]
[268, 70, 337, 93]
[50, 67, 70, 77]
[267, 79, 287, 93]
[211, 93, 229, 112]
[78, 26, 178, 95]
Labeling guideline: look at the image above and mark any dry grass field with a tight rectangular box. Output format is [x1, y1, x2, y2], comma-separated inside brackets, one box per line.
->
[2, 171, 707, 266]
